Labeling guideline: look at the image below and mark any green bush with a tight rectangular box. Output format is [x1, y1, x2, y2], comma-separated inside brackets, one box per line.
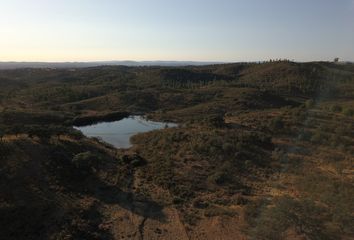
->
[305, 99, 315, 108]
[208, 171, 229, 185]
[310, 129, 328, 144]
[331, 104, 342, 113]
[298, 130, 312, 141]
[0, 141, 11, 159]
[121, 154, 146, 167]
[329, 134, 341, 147]
[208, 162, 234, 186]
[192, 199, 209, 209]
[71, 151, 100, 171]
[0, 128, 4, 141]
[310, 133, 322, 144]
[342, 108, 354, 117]
[222, 142, 234, 155]
[204, 205, 236, 217]
[270, 116, 284, 132]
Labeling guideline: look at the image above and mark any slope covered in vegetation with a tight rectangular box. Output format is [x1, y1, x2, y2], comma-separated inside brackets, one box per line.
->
[0, 61, 353, 240]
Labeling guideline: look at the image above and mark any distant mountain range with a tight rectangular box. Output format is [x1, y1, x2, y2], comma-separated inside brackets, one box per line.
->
[0, 61, 225, 69]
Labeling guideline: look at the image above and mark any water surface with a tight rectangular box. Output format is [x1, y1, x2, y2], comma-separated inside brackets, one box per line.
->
[74, 115, 177, 148]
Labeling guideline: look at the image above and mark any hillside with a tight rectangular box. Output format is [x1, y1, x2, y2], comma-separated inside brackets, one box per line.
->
[0, 61, 223, 70]
[0, 61, 353, 240]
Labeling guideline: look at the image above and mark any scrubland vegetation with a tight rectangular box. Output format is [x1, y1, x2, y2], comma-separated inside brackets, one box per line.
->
[0, 61, 353, 239]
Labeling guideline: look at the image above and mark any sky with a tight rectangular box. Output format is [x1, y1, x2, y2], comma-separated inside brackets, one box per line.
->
[0, 0, 353, 62]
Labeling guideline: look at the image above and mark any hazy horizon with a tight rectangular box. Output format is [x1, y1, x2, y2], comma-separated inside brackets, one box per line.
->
[1, 0, 353, 62]
[2, 59, 352, 64]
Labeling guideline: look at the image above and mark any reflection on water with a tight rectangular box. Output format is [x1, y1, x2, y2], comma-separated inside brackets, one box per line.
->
[74, 115, 177, 148]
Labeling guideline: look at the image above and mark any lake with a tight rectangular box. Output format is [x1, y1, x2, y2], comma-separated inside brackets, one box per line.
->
[74, 115, 177, 148]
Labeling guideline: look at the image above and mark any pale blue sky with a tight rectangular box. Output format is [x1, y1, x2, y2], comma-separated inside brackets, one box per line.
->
[0, 0, 353, 62]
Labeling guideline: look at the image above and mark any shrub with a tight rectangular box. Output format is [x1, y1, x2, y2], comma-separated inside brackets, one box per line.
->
[71, 151, 100, 171]
[121, 154, 146, 167]
[0, 141, 11, 159]
[193, 199, 209, 209]
[329, 134, 341, 147]
[67, 128, 84, 139]
[343, 108, 354, 117]
[310, 129, 328, 144]
[27, 126, 51, 139]
[208, 162, 233, 185]
[305, 99, 315, 108]
[204, 205, 236, 217]
[222, 142, 234, 155]
[208, 171, 229, 185]
[182, 212, 199, 226]
[298, 130, 312, 141]
[204, 115, 225, 128]
[244, 198, 270, 227]
[310, 133, 322, 144]
[0, 128, 4, 142]
[331, 104, 342, 113]
[270, 116, 284, 132]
